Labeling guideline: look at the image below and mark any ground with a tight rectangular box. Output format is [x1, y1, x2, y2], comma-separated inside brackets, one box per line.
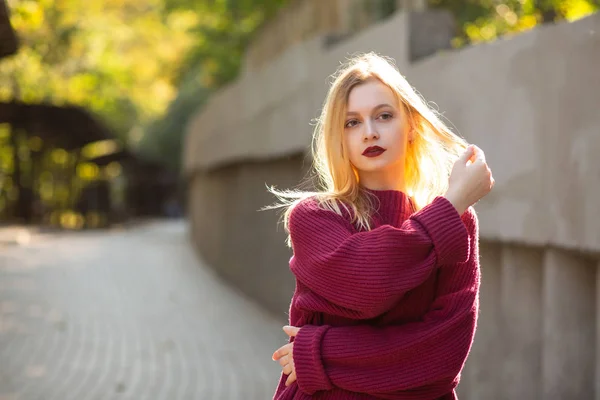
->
[0, 220, 286, 400]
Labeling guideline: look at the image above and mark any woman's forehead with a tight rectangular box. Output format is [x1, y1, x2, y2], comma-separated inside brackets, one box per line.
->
[347, 80, 397, 112]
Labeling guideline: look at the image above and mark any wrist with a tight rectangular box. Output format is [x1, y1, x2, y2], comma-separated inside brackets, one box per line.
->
[443, 191, 467, 215]
[293, 325, 333, 394]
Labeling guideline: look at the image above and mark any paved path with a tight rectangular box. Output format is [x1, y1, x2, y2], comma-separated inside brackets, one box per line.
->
[0, 221, 286, 400]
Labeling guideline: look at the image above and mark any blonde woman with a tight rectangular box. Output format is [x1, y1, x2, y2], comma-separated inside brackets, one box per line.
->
[269, 53, 494, 400]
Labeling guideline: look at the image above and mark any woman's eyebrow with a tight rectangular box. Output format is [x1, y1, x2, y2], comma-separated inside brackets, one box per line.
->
[346, 103, 394, 115]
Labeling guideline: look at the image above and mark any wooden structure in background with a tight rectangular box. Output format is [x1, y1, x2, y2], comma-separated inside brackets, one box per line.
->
[88, 150, 181, 220]
[0, 102, 113, 223]
[0, 2, 179, 228]
[0, 102, 112, 149]
[0, 102, 179, 226]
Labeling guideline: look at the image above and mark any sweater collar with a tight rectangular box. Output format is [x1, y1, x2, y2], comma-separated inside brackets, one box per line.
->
[363, 187, 415, 227]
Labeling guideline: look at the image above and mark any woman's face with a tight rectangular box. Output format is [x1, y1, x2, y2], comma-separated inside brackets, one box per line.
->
[343, 79, 410, 186]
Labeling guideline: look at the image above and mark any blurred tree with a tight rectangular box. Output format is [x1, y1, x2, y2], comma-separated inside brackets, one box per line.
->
[427, 0, 598, 47]
[164, 0, 288, 87]
[137, 74, 211, 171]
[137, 0, 289, 169]
[0, 0, 198, 223]
[0, 0, 198, 143]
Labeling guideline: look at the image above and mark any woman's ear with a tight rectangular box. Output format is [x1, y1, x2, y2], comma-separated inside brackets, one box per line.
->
[408, 128, 416, 144]
[402, 105, 416, 144]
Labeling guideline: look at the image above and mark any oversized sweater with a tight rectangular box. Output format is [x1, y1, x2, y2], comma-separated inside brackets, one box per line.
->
[272, 188, 480, 400]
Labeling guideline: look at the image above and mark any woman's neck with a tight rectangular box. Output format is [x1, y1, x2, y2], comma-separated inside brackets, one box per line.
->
[358, 161, 406, 192]
[358, 168, 406, 192]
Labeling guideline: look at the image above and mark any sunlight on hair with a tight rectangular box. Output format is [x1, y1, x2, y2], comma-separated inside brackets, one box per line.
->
[265, 52, 468, 245]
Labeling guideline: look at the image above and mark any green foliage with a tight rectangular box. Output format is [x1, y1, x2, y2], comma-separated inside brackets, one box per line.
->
[428, 0, 599, 47]
[137, 74, 212, 171]
[0, 0, 201, 221]
[0, 0, 198, 143]
[138, 0, 289, 169]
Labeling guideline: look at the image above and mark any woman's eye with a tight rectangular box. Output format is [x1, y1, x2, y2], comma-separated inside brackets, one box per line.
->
[345, 119, 359, 128]
[379, 112, 393, 121]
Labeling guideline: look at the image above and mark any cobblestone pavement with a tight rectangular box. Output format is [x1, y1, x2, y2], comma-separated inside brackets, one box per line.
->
[0, 221, 286, 400]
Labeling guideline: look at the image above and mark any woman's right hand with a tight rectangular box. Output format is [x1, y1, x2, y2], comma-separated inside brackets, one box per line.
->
[445, 145, 494, 215]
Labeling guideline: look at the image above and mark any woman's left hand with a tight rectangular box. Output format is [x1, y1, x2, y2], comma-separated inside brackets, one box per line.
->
[272, 326, 301, 386]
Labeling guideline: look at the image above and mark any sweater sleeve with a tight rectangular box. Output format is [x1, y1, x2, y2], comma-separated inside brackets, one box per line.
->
[288, 196, 470, 320]
[292, 208, 480, 398]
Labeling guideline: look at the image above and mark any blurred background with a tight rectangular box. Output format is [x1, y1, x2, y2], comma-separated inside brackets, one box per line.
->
[0, 0, 599, 399]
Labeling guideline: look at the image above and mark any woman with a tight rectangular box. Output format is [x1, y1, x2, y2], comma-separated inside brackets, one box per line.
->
[269, 53, 494, 400]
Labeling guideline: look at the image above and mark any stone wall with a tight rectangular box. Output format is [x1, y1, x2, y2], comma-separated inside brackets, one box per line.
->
[187, 154, 311, 313]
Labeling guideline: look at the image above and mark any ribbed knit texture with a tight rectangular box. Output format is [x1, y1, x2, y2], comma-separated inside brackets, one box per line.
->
[272, 189, 480, 400]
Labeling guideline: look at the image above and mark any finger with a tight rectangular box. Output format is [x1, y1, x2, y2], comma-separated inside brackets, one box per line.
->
[272, 349, 281, 361]
[458, 145, 475, 164]
[283, 326, 301, 337]
[472, 158, 486, 167]
[473, 145, 486, 163]
[285, 371, 297, 387]
[272, 345, 289, 361]
[282, 363, 292, 375]
[278, 355, 289, 367]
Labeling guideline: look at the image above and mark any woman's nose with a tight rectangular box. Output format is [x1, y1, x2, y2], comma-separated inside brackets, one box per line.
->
[363, 120, 379, 141]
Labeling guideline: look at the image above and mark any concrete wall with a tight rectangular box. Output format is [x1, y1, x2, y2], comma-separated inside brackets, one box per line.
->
[243, 0, 432, 72]
[187, 154, 311, 312]
[184, 8, 600, 399]
[407, 18, 600, 254]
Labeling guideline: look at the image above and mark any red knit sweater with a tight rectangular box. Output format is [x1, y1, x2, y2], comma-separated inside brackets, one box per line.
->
[272, 189, 480, 400]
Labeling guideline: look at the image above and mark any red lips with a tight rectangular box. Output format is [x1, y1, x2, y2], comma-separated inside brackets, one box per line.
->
[362, 146, 386, 157]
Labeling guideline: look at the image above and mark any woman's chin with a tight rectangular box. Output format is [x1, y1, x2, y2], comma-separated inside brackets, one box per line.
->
[355, 159, 393, 173]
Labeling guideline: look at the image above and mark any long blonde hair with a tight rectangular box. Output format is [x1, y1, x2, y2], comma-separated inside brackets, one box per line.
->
[266, 52, 467, 243]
